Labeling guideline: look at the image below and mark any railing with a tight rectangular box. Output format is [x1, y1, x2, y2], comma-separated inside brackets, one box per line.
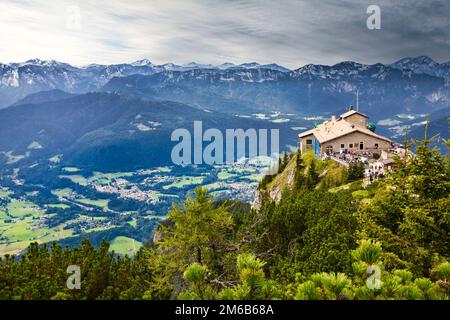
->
[328, 156, 349, 167]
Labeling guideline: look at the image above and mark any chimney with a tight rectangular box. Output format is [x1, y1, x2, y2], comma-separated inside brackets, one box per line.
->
[331, 115, 336, 123]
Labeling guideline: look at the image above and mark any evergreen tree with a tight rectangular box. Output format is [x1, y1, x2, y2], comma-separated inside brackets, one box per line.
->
[348, 162, 365, 181]
[357, 124, 450, 275]
[153, 187, 235, 295]
[294, 150, 305, 190]
[305, 160, 319, 190]
[1, 123, 448, 300]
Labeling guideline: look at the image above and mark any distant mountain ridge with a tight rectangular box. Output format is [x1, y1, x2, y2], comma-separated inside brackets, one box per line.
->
[389, 56, 450, 79]
[0, 59, 290, 108]
[102, 60, 449, 118]
[0, 91, 295, 171]
[0, 56, 448, 151]
[1, 56, 449, 111]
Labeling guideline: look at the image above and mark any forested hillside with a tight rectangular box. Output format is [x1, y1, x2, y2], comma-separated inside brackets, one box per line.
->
[0, 134, 449, 300]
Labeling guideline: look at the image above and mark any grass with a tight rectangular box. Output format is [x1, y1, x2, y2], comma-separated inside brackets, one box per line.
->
[217, 171, 237, 180]
[328, 180, 364, 193]
[89, 171, 134, 184]
[301, 150, 317, 166]
[59, 170, 135, 187]
[0, 240, 31, 256]
[7, 201, 43, 218]
[159, 194, 179, 198]
[59, 175, 89, 186]
[139, 167, 172, 175]
[143, 215, 167, 221]
[0, 189, 12, 199]
[84, 226, 116, 233]
[2, 219, 50, 242]
[162, 176, 204, 190]
[0, 222, 73, 256]
[128, 218, 137, 228]
[264, 153, 298, 191]
[241, 173, 264, 182]
[76, 198, 110, 208]
[352, 190, 369, 199]
[52, 188, 73, 198]
[109, 236, 142, 256]
[317, 161, 348, 190]
[203, 182, 224, 191]
[210, 190, 229, 197]
[38, 227, 73, 243]
[0, 211, 9, 219]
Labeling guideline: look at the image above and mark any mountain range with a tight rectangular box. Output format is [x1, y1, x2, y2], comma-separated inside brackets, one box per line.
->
[0, 55, 448, 172]
[1, 56, 449, 115]
[0, 59, 289, 108]
[0, 92, 296, 171]
[102, 60, 448, 117]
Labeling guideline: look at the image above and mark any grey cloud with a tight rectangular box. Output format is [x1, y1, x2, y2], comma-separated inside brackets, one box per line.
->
[0, 0, 448, 67]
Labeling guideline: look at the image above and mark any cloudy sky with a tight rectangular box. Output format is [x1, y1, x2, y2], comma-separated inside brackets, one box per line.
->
[0, 0, 449, 68]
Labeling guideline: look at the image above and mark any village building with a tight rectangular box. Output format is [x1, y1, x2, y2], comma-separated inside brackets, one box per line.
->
[298, 107, 393, 157]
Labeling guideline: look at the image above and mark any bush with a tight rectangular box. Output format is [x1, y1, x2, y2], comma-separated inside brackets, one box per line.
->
[348, 162, 365, 181]
[351, 240, 382, 265]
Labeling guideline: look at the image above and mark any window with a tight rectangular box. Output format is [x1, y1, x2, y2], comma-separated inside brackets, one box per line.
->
[305, 139, 313, 150]
[374, 143, 379, 149]
[359, 142, 364, 150]
[349, 144, 353, 148]
[341, 144, 345, 148]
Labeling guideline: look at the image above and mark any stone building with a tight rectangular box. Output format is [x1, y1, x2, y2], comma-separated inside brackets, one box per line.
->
[298, 108, 392, 156]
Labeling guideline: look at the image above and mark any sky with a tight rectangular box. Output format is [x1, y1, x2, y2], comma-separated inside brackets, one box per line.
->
[0, 0, 449, 69]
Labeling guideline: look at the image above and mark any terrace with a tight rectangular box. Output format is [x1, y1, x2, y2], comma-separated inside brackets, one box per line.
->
[324, 144, 405, 182]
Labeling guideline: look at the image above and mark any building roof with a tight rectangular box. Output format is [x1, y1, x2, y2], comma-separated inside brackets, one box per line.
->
[340, 110, 368, 119]
[298, 129, 315, 138]
[298, 117, 392, 144]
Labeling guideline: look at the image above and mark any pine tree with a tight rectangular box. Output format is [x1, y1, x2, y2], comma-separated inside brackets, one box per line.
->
[348, 162, 364, 181]
[305, 160, 319, 190]
[156, 187, 235, 280]
[294, 150, 305, 190]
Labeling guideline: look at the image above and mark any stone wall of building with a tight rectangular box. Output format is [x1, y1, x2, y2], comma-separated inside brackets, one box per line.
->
[299, 134, 315, 154]
[319, 131, 391, 155]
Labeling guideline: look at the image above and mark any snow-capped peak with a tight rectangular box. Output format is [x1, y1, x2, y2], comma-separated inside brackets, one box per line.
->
[332, 61, 365, 70]
[216, 62, 236, 69]
[131, 59, 153, 67]
[161, 63, 182, 71]
[238, 62, 260, 69]
[24, 59, 58, 67]
[24, 59, 47, 65]
[391, 56, 438, 69]
[181, 62, 215, 69]
[389, 56, 447, 78]
[259, 64, 290, 72]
